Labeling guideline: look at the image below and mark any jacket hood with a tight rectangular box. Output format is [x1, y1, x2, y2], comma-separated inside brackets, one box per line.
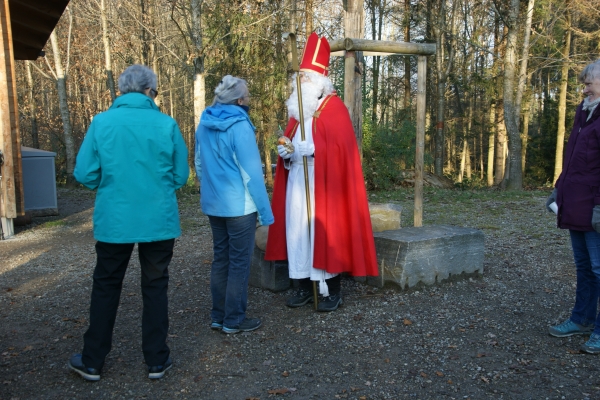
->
[200, 103, 254, 132]
[110, 92, 160, 111]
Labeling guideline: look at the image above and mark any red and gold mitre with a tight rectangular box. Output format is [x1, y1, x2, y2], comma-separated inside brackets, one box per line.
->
[299, 32, 330, 76]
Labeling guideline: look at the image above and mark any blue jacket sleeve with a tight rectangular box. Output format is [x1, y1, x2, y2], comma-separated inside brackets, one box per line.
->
[73, 123, 101, 189]
[233, 122, 274, 226]
[194, 126, 202, 185]
[172, 124, 190, 189]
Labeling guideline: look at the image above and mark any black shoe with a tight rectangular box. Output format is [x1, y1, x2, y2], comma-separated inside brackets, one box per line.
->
[317, 294, 342, 312]
[286, 289, 314, 308]
[222, 318, 262, 334]
[148, 357, 172, 379]
[68, 354, 101, 381]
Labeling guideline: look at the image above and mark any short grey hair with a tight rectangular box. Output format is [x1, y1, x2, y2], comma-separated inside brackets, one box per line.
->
[212, 75, 249, 106]
[118, 64, 157, 94]
[579, 60, 600, 83]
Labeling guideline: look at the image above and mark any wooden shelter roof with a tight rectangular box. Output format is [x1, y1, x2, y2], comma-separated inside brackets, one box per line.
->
[9, 0, 70, 60]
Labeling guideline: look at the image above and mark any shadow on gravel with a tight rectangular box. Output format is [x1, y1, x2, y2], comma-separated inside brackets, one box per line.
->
[1, 187, 600, 400]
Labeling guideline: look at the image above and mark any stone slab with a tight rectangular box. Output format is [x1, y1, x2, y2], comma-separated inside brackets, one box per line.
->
[249, 247, 290, 292]
[369, 203, 402, 232]
[366, 225, 484, 289]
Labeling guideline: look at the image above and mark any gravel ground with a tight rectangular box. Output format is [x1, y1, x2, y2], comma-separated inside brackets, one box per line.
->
[1, 187, 599, 400]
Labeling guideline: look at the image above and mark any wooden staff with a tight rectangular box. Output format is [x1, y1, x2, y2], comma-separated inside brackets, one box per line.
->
[284, 32, 318, 310]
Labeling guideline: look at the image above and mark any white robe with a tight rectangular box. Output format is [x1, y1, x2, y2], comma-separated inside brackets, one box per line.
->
[284, 110, 337, 296]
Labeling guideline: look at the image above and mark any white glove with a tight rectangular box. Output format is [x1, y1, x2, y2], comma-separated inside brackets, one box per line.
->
[297, 141, 315, 157]
[277, 144, 292, 159]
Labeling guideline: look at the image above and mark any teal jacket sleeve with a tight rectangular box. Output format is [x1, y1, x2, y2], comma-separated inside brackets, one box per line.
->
[74, 123, 101, 189]
[172, 124, 190, 189]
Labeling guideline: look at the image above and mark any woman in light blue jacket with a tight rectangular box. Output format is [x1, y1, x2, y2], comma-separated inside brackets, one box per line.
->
[68, 65, 189, 382]
[195, 75, 274, 334]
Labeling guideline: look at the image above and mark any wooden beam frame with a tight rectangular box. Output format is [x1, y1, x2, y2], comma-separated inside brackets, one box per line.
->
[331, 38, 435, 227]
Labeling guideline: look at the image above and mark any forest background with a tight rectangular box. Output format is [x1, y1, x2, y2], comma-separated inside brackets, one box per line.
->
[14, 0, 600, 191]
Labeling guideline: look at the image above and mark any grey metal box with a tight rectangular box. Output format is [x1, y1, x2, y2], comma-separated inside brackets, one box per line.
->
[21, 146, 58, 216]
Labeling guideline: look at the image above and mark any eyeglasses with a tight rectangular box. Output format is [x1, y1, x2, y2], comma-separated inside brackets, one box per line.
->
[149, 88, 158, 97]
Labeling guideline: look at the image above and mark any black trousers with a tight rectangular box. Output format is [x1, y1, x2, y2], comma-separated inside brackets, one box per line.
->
[82, 239, 174, 370]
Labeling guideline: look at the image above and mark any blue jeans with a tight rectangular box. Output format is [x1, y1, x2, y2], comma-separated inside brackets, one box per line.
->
[208, 213, 257, 328]
[569, 230, 600, 333]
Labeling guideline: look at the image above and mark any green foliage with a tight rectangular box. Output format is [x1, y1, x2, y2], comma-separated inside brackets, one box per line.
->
[362, 118, 421, 191]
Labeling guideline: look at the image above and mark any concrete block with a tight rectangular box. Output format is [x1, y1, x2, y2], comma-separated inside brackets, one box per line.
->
[369, 203, 402, 232]
[249, 247, 290, 292]
[366, 225, 484, 289]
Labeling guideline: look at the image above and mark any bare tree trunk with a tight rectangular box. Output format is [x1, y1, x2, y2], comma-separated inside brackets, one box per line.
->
[522, 95, 531, 177]
[554, 2, 571, 184]
[500, 0, 523, 190]
[50, 30, 76, 186]
[25, 61, 39, 148]
[433, 0, 456, 176]
[487, 103, 495, 186]
[403, 0, 410, 110]
[305, 0, 313, 36]
[191, 0, 205, 128]
[101, 0, 116, 101]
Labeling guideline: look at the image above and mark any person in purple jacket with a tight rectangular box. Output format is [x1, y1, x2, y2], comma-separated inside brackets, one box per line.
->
[546, 60, 600, 354]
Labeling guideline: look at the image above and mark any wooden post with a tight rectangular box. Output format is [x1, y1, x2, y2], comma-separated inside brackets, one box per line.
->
[0, 0, 23, 238]
[343, 0, 364, 157]
[414, 56, 427, 227]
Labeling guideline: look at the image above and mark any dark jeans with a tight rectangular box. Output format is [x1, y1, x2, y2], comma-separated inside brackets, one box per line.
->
[82, 239, 174, 370]
[208, 213, 257, 328]
[569, 230, 600, 333]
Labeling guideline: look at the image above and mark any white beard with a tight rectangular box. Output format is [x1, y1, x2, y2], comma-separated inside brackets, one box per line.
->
[286, 81, 323, 121]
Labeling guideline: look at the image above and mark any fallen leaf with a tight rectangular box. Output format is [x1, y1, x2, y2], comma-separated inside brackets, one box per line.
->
[447, 379, 453, 384]
[481, 376, 489, 383]
[267, 387, 289, 394]
[436, 371, 444, 377]
[194, 375, 203, 382]
[62, 317, 70, 321]
[384, 358, 390, 363]
[476, 353, 487, 358]
[354, 314, 363, 321]
[168, 334, 179, 338]
[23, 346, 33, 352]
[567, 349, 579, 354]
[403, 319, 412, 325]
[420, 372, 428, 378]
[282, 371, 289, 377]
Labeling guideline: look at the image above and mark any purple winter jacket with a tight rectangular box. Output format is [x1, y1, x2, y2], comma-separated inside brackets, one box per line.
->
[555, 101, 600, 231]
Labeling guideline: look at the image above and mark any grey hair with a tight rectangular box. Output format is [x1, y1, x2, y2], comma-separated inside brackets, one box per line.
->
[212, 75, 249, 105]
[579, 60, 600, 83]
[304, 71, 335, 96]
[118, 64, 157, 94]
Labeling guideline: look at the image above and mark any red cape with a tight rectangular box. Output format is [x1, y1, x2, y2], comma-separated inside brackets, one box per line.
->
[265, 94, 378, 277]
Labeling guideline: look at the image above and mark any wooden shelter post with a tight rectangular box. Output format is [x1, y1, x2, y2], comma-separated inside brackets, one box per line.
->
[414, 56, 427, 227]
[0, 0, 23, 238]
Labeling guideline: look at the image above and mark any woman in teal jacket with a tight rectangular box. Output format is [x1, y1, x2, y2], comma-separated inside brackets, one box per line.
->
[68, 65, 189, 382]
[195, 75, 274, 334]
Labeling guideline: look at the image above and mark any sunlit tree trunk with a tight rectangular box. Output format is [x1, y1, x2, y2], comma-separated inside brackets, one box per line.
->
[50, 28, 76, 186]
[554, 2, 571, 184]
[101, 0, 116, 101]
[25, 61, 39, 148]
[433, 0, 456, 176]
[500, 0, 523, 190]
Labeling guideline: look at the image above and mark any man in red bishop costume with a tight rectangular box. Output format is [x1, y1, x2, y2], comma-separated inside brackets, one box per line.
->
[265, 32, 378, 312]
